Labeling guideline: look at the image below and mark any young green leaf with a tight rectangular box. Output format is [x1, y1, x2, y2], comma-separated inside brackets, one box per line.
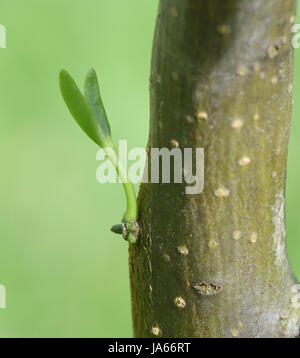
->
[84, 68, 112, 143]
[59, 69, 110, 148]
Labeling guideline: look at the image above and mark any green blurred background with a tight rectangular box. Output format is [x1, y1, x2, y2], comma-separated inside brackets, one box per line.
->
[0, 0, 299, 338]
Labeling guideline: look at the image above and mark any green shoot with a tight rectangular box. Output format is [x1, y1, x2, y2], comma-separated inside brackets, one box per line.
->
[59, 68, 138, 243]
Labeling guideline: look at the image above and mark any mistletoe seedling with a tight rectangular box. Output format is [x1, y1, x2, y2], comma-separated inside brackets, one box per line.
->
[59, 68, 138, 244]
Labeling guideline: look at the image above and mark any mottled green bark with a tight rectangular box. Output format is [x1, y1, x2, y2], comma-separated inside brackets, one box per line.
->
[129, 0, 299, 338]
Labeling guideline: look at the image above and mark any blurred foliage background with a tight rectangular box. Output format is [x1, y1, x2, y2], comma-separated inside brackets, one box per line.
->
[0, 0, 299, 337]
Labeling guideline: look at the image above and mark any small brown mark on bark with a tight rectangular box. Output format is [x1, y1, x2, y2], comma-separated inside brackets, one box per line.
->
[193, 281, 223, 296]
[208, 240, 218, 249]
[268, 44, 280, 59]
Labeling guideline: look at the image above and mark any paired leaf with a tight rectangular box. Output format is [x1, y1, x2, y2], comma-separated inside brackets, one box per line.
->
[84, 68, 112, 140]
[59, 68, 138, 243]
[59, 69, 112, 148]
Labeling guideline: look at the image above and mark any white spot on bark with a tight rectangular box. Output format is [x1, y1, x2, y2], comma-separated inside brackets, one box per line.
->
[178, 245, 189, 255]
[249, 232, 257, 244]
[291, 294, 300, 309]
[215, 186, 230, 197]
[170, 139, 179, 147]
[291, 284, 300, 295]
[281, 35, 287, 45]
[259, 72, 266, 79]
[163, 254, 171, 262]
[271, 75, 278, 84]
[236, 65, 248, 76]
[272, 192, 286, 267]
[208, 240, 218, 249]
[230, 329, 239, 337]
[238, 156, 251, 167]
[151, 325, 161, 336]
[233, 231, 242, 240]
[197, 111, 208, 121]
[231, 118, 244, 129]
[174, 296, 186, 309]
[284, 316, 299, 337]
[253, 113, 260, 121]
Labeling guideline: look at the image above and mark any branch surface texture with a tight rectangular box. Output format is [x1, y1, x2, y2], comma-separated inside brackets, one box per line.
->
[129, 0, 299, 338]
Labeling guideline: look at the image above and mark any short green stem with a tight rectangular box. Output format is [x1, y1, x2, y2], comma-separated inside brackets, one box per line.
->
[105, 147, 139, 243]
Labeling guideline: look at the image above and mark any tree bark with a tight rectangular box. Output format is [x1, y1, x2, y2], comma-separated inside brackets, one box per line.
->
[129, 0, 299, 338]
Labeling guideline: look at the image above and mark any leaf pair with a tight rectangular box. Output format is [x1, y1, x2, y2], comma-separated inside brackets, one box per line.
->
[59, 68, 113, 149]
[59, 68, 139, 244]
